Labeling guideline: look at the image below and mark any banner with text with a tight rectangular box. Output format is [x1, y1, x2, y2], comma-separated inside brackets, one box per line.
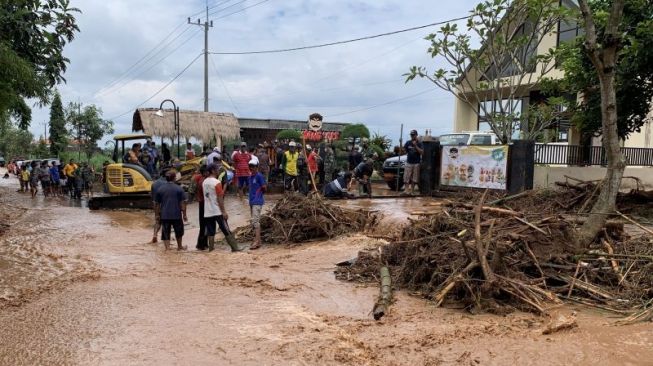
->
[440, 145, 508, 190]
[302, 130, 341, 142]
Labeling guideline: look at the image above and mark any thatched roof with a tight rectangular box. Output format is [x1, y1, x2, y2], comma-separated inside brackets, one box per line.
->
[132, 108, 240, 142]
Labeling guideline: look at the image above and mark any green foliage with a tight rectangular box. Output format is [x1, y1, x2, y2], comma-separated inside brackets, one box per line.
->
[66, 103, 114, 159]
[0, 0, 80, 129]
[547, 0, 653, 139]
[340, 124, 370, 140]
[48, 92, 67, 156]
[0, 120, 33, 158]
[370, 132, 392, 151]
[59, 150, 111, 171]
[405, 0, 569, 143]
[276, 129, 302, 141]
[33, 137, 49, 158]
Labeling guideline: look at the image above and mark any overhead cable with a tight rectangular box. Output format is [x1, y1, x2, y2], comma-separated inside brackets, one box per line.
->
[209, 15, 471, 55]
[107, 53, 203, 121]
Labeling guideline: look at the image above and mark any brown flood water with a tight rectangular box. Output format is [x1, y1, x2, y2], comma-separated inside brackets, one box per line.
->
[0, 172, 652, 365]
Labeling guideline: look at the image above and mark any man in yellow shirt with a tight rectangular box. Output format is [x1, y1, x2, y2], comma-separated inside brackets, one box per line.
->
[282, 141, 299, 191]
[63, 159, 78, 197]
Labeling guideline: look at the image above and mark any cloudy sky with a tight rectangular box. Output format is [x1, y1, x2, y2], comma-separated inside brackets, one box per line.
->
[29, 0, 480, 145]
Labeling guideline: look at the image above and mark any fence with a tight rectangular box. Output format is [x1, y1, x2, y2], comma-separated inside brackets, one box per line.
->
[534, 144, 653, 166]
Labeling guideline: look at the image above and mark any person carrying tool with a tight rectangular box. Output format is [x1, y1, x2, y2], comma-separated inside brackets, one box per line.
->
[282, 141, 300, 192]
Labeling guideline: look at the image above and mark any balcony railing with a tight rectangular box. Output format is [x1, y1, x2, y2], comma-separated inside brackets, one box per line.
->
[534, 144, 653, 166]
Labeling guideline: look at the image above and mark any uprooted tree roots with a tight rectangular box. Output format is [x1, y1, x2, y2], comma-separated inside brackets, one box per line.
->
[337, 185, 653, 323]
[234, 193, 380, 244]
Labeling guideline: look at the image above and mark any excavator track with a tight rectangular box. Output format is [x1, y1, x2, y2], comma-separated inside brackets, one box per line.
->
[88, 194, 153, 210]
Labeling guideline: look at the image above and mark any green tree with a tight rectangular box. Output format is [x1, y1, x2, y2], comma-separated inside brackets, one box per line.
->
[575, 0, 628, 246]
[546, 0, 653, 140]
[33, 136, 49, 158]
[0, 122, 32, 158]
[370, 132, 392, 152]
[66, 103, 114, 160]
[48, 92, 67, 156]
[0, 0, 80, 129]
[340, 124, 370, 150]
[405, 0, 569, 143]
[276, 129, 302, 141]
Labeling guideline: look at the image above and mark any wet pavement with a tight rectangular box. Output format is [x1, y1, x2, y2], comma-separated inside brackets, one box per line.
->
[0, 168, 652, 365]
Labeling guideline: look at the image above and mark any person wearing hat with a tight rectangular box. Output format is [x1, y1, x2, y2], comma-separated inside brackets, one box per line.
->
[306, 144, 320, 191]
[207, 146, 222, 166]
[232, 142, 252, 198]
[353, 158, 374, 197]
[247, 158, 266, 250]
[282, 141, 300, 191]
[202, 163, 241, 252]
[154, 169, 188, 250]
[403, 129, 424, 195]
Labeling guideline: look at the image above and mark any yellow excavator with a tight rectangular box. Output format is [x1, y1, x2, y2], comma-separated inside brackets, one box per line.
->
[88, 134, 206, 210]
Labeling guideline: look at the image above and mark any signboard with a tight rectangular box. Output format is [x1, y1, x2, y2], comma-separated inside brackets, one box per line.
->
[302, 130, 340, 142]
[308, 113, 323, 132]
[440, 145, 508, 190]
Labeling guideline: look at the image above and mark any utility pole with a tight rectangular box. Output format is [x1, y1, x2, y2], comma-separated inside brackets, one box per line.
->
[188, 1, 213, 112]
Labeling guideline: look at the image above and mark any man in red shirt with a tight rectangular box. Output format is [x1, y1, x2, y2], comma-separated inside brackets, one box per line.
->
[306, 145, 320, 191]
[232, 142, 252, 198]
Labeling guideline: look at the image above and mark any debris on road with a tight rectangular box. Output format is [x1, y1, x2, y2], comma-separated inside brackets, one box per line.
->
[235, 193, 380, 244]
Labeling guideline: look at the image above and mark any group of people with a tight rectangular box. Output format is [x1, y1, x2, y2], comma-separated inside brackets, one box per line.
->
[5, 158, 95, 199]
[151, 145, 268, 252]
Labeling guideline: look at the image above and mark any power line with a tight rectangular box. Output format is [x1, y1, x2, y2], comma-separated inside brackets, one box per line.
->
[209, 54, 241, 114]
[326, 88, 439, 118]
[207, 0, 249, 17]
[212, 0, 271, 20]
[107, 53, 203, 121]
[96, 28, 199, 98]
[188, 0, 236, 19]
[209, 15, 471, 55]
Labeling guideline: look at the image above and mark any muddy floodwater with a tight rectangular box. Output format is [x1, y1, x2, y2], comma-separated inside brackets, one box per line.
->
[0, 171, 651, 365]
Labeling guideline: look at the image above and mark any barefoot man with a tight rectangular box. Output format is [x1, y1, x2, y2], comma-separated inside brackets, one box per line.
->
[154, 170, 188, 250]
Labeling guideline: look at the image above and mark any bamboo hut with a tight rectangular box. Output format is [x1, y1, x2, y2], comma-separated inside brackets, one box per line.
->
[132, 108, 241, 147]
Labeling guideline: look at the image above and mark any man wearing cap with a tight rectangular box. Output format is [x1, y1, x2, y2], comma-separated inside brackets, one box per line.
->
[203, 163, 241, 252]
[282, 141, 300, 191]
[403, 129, 424, 195]
[232, 142, 252, 198]
[306, 145, 320, 191]
[154, 169, 188, 250]
[207, 147, 221, 166]
[248, 158, 266, 250]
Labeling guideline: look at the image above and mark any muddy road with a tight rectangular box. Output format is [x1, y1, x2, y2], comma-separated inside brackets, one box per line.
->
[0, 171, 651, 365]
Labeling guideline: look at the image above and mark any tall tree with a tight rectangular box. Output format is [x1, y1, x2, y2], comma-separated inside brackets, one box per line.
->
[49, 92, 67, 156]
[547, 0, 653, 140]
[576, 0, 627, 246]
[0, 0, 80, 129]
[66, 103, 114, 160]
[405, 0, 570, 143]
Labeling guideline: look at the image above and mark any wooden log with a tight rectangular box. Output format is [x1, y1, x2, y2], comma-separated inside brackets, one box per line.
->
[474, 190, 495, 283]
[616, 211, 653, 236]
[372, 266, 392, 320]
[433, 261, 478, 307]
[445, 202, 522, 217]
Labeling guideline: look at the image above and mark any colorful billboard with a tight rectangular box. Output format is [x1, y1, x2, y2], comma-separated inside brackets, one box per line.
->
[440, 145, 508, 190]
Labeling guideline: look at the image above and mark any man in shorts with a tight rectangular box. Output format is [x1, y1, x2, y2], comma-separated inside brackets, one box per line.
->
[403, 129, 424, 195]
[248, 159, 266, 250]
[203, 163, 241, 252]
[154, 170, 188, 250]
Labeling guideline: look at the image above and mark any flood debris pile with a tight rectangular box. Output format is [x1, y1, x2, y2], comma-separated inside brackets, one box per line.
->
[337, 185, 653, 323]
[235, 194, 380, 244]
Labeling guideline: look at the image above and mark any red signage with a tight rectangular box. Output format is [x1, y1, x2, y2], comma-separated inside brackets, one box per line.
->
[302, 130, 341, 142]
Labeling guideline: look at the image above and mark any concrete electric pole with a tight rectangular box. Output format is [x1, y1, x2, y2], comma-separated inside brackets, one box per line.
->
[188, 3, 213, 112]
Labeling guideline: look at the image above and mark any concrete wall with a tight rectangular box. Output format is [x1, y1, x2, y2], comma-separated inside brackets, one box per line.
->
[534, 165, 653, 190]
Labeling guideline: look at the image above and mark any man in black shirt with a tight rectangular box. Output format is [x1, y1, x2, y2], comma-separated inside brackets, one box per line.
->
[353, 159, 374, 197]
[403, 129, 423, 195]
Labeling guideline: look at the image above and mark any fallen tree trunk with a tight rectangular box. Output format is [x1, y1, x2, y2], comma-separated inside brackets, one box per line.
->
[373, 266, 392, 320]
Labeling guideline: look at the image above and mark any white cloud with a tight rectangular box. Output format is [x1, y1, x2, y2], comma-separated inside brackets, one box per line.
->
[29, 0, 479, 145]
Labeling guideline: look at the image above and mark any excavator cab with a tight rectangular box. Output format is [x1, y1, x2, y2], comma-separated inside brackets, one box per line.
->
[88, 134, 154, 210]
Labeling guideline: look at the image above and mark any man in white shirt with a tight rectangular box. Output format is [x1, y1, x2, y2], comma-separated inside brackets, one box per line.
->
[202, 163, 241, 252]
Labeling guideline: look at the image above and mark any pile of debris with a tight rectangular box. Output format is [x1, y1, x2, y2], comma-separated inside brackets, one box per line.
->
[234, 193, 380, 244]
[337, 184, 653, 323]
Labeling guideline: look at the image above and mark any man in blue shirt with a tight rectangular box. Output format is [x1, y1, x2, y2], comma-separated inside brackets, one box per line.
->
[154, 170, 187, 250]
[49, 162, 60, 196]
[403, 129, 424, 195]
[248, 159, 266, 250]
